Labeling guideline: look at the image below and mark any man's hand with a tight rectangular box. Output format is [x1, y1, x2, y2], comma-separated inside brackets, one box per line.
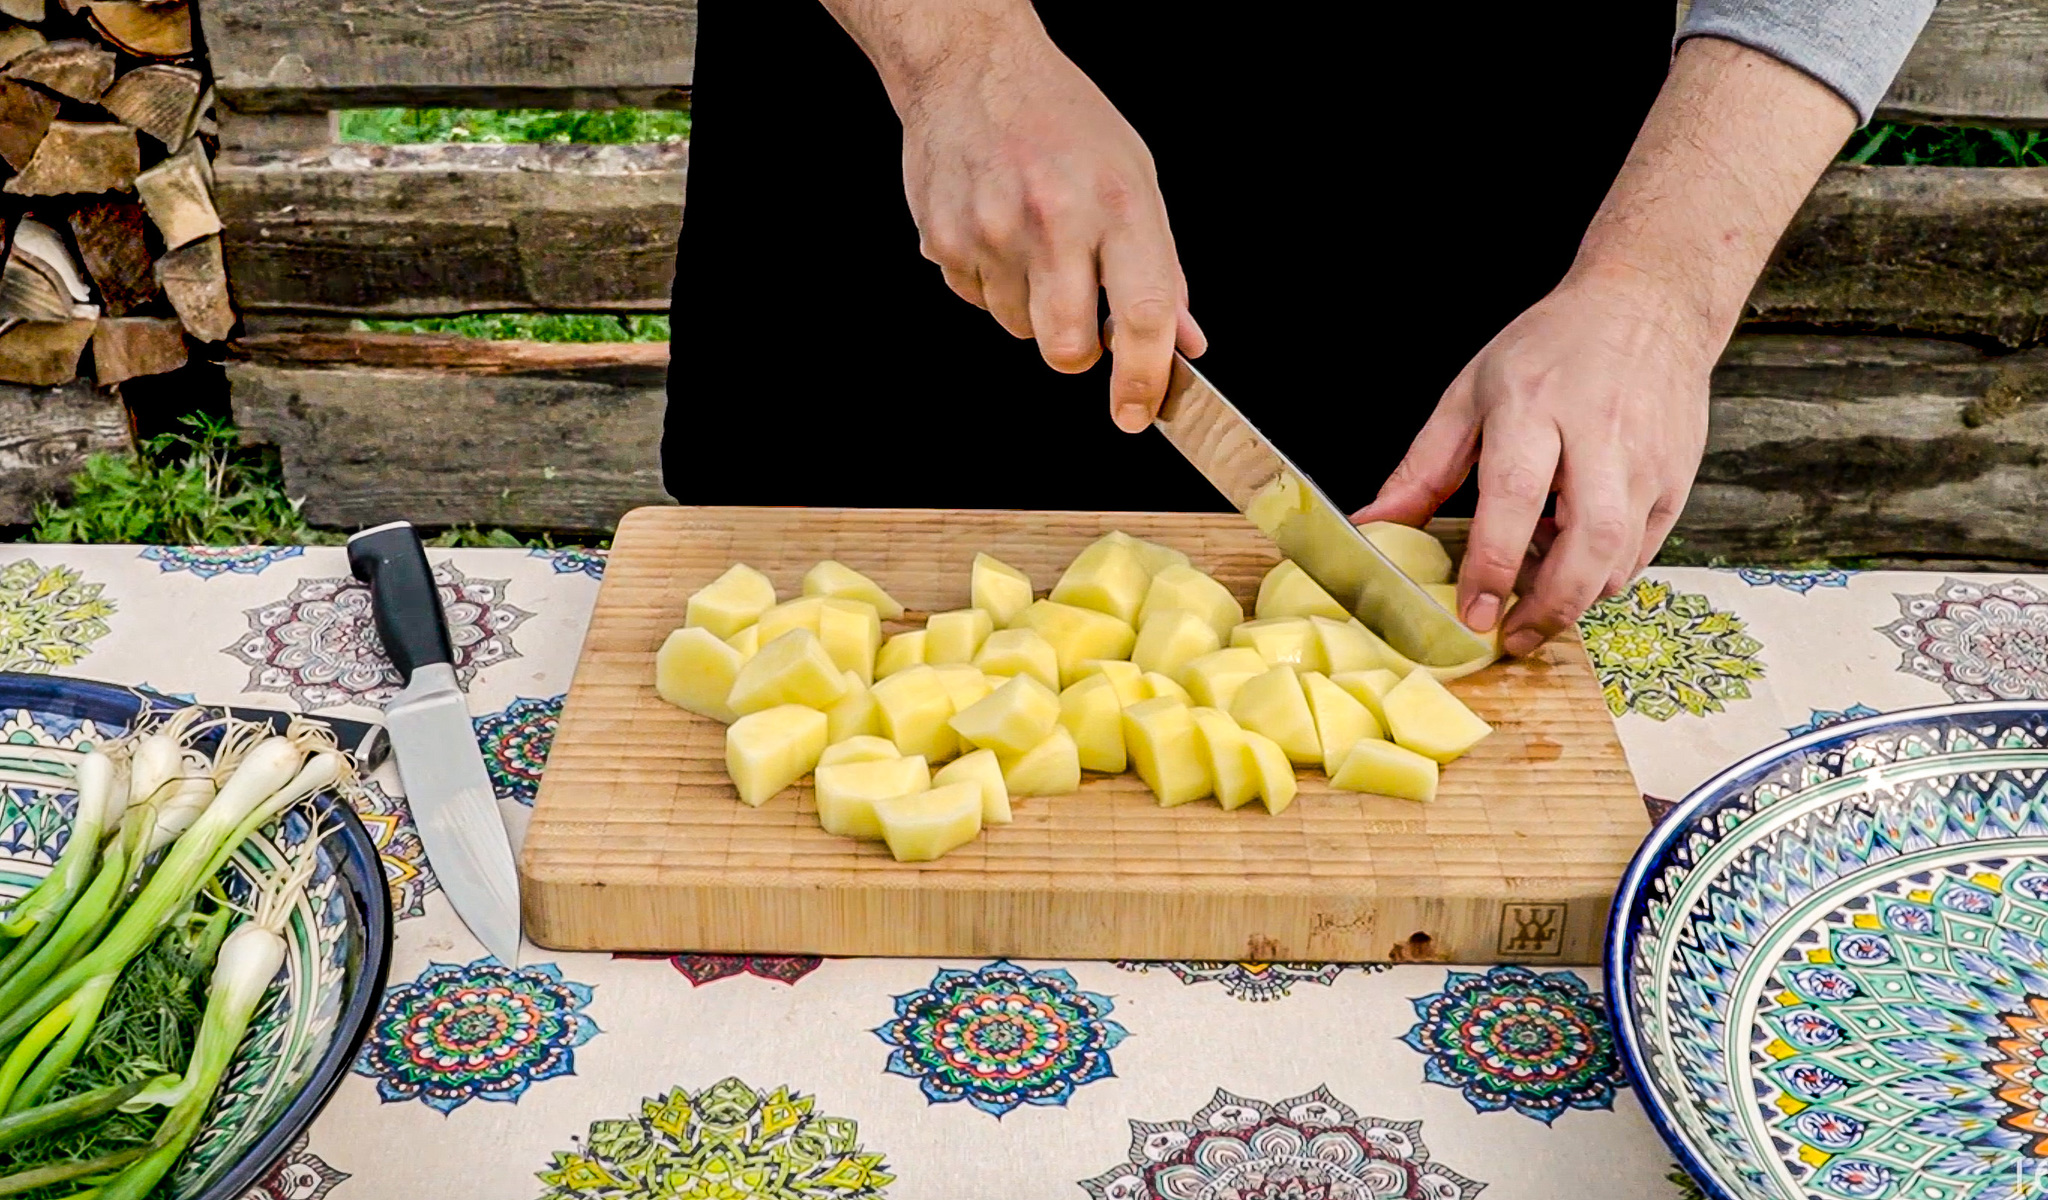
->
[822, 0, 1203, 429]
[1354, 37, 1859, 655]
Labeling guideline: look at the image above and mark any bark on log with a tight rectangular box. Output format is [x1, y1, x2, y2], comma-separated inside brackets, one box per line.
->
[100, 64, 204, 148]
[0, 376, 128, 523]
[0, 318, 98, 385]
[4, 40, 115, 103]
[69, 199, 161, 315]
[90, 315, 183, 384]
[155, 233, 233, 341]
[133, 141, 216, 248]
[3, 121, 138, 194]
[0, 79, 57, 172]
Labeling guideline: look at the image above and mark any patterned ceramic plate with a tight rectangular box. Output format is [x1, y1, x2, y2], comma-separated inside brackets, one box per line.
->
[1610, 701, 2048, 1200]
[0, 672, 392, 1200]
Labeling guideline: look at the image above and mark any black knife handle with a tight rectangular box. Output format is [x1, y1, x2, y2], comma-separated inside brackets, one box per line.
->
[347, 521, 452, 684]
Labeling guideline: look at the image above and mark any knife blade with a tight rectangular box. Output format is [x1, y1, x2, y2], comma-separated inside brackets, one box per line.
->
[348, 520, 522, 965]
[1153, 354, 1493, 668]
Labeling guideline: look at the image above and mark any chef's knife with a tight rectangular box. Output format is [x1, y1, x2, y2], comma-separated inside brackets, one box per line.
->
[347, 520, 522, 964]
[1153, 354, 1493, 668]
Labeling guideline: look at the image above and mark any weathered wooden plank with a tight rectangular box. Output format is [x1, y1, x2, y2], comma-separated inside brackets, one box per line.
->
[227, 334, 670, 532]
[200, 0, 694, 112]
[216, 142, 685, 316]
[0, 379, 130, 524]
[1877, 0, 2048, 127]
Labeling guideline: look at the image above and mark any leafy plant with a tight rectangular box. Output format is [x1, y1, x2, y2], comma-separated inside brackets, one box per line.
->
[337, 107, 690, 146]
[353, 313, 668, 343]
[1842, 122, 2048, 167]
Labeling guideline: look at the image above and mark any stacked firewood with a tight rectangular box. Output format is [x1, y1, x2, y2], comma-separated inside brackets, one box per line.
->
[0, 0, 220, 389]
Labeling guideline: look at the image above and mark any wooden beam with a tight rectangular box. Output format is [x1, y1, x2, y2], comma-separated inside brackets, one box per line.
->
[227, 334, 671, 532]
[1876, 0, 2048, 127]
[200, 0, 694, 113]
[215, 142, 685, 316]
[0, 378, 130, 524]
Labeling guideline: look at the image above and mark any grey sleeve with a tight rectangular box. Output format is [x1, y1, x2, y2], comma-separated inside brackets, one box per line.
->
[1676, 0, 1940, 124]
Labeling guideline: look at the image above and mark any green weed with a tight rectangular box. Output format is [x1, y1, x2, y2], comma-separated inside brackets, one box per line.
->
[353, 314, 669, 343]
[337, 108, 689, 146]
[1842, 122, 2048, 167]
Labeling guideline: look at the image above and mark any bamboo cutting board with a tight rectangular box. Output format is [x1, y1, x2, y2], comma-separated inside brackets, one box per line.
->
[521, 507, 1646, 964]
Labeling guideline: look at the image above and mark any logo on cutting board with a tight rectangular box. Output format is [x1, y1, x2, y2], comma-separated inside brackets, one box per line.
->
[1498, 903, 1567, 957]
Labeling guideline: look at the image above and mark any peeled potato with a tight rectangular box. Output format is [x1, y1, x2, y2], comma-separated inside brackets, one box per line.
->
[725, 704, 828, 807]
[1076, 659, 1146, 707]
[727, 629, 850, 716]
[755, 596, 827, 647]
[1058, 673, 1127, 772]
[825, 672, 884, 743]
[1382, 670, 1494, 763]
[1000, 725, 1082, 796]
[1229, 665, 1321, 766]
[932, 664, 994, 715]
[974, 627, 1059, 691]
[1106, 530, 1191, 576]
[949, 674, 1060, 757]
[872, 665, 959, 762]
[802, 560, 905, 620]
[1330, 668, 1402, 729]
[816, 598, 882, 685]
[876, 630, 926, 679]
[1312, 615, 1390, 675]
[971, 553, 1036, 628]
[1331, 737, 1438, 802]
[1051, 536, 1151, 625]
[816, 755, 930, 839]
[1181, 647, 1269, 713]
[1189, 706, 1258, 811]
[1244, 471, 1307, 537]
[935, 748, 1012, 825]
[655, 627, 743, 723]
[819, 734, 901, 767]
[1132, 608, 1223, 680]
[1012, 601, 1136, 686]
[1423, 583, 1460, 614]
[875, 781, 983, 862]
[686, 563, 777, 640]
[726, 625, 761, 660]
[1242, 729, 1298, 815]
[1255, 560, 1350, 621]
[1123, 698, 1211, 806]
[1359, 521, 1453, 585]
[1231, 618, 1327, 672]
[926, 608, 995, 665]
[1137, 564, 1243, 641]
[1140, 672, 1193, 706]
[1302, 670, 1381, 775]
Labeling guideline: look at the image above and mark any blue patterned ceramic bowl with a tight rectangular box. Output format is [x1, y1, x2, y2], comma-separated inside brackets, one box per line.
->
[1609, 701, 2048, 1200]
[0, 672, 391, 1200]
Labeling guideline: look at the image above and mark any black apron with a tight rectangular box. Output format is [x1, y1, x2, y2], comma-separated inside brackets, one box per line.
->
[665, 2, 1673, 515]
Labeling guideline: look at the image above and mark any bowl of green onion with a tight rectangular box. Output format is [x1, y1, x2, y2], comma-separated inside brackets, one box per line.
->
[0, 673, 392, 1199]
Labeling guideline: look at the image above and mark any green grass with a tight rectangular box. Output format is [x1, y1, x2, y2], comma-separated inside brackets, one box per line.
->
[337, 108, 689, 145]
[352, 314, 668, 342]
[1842, 122, 2048, 167]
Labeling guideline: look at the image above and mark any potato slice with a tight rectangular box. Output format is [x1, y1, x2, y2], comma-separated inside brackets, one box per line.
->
[971, 552, 1036, 628]
[1181, 647, 1269, 713]
[686, 563, 777, 640]
[1243, 729, 1298, 815]
[1140, 672, 1193, 705]
[871, 665, 959, 762]
[816, 598, 882, 685]
[1000, 725, 1081, 796]
[1105, 530, 1191, 576]
[1244, 470, 1307, 537]
[1358, 520, 1453, 585]
[974, 627, 1059, 691]
[727, 629, 850, 716]
[1058, 674, 1127, 772]
[925, 608, 993, 665]
[935, 748, 1012, 825]
[1423, 583, 1460, 614]
[1331, 737, 1438, 802]
[655, 627, 743, 723]
[815, 755, 931, 839]
[1330, 668, 1402, 729]
[876, 630, 927, 679]
[1123, 698, 1211, 806]
[1136, 564, 1243, 641]
[1012, 601, 1137, 686]
[802, 559, 905, 620]
[1075, 659, 1146, 707]
[1312, 615, 1390, 675]
[1255, 560, 1350, 621]
[949, 674, 1060, 756]
[825, 672, 884, 742]
[1383, 670, 1493, 763]
[1132, 608, 1222, 680]
[1189, 706, 1258, 810]
[1229, 665, 1321, 766]
[1230, 618, 1326, 672]
[819, 734, 901, 767]
[875, 781, 983, 862]
[726, 625, 761, 660]
[755, 596, 827, 647]
[725, 704, 828, 807]
[1302, 670, 1381, 775]
[1050, 536, 1150, 625]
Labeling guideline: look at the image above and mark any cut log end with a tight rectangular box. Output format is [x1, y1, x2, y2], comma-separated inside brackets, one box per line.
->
[91, 315, 183, 384]
[156, 234, 232, 342]
[81, 1, 191, 59]
[3, 40, 117, 104]
[69, 199, 161, 316]
[100, 63, 203, 148]
[3, 121, 138, 195]
[0, 317, 97, 386]
[134, 139, 216, 249]
[0, 78, 57, 172]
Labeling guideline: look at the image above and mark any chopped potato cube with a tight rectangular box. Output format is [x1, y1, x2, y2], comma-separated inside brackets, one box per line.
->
[949, 674, 1061, 756]
[816, 598, 882, 684]
[1330, 668, 1402, 729]
[1230, 618, 1327, 672]
[1012, 601, 1137, 686]
[724, 704, 828, 807]
[875, 781, 983, 862]
[1244, 470, 1307, 536]
[1123, 698, 1211, 806]
[999, 725, 1082, 796]
[1255, 559, 1350, 621]
[1050, 537, 1150, 625]
[926, 608, 995, 665]
[1136, 564, 1243, 640]
[1140, 672, 1192, 705]
[1132, 608, 1223, 680]
[875, 630, 927, 679]
[1331, 737, 1438, 802]
[686, 563, 777, 640]
[1423, 583, 1460, 614]
[1382, 670, 1494, 763]
[825, 672, 884, 742]
[1243, 729, 1298, 815]
[1058, 674, 1127, 772]
[971, 553, 1036, 628]
[1106, 530, 1191, 576]
[871, 665, 959, 762]
[1229, 665, 1321, 766]
[974, 627, 1060, 691]
[819, 734, 901, 766]
[755, 596, 828, 647]
[1312, 615, 1390, 675]
[1189, 706, 1259, 810]
[931, 664, 993, 716]
[1182, 647, 1269, 713]
[727, 629, 850, 715]
[935, 748, 1012, 825]
[726, 625, 761, 660]
[815, 755, 931, 839]
[1075, 659, 1146, 707]
[1359, 521, 1453, 585]
[802, 559, 905, 620]
[655, 627, 743, 723]
[1302, 670, 1381, 775]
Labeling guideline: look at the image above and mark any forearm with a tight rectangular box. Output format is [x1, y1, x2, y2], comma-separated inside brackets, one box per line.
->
[1566, 37, 1857, 357]
[816, 0, 1050, 113]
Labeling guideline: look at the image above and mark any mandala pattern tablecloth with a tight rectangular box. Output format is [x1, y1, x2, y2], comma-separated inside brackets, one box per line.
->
[4, 545, 2007, 1199]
